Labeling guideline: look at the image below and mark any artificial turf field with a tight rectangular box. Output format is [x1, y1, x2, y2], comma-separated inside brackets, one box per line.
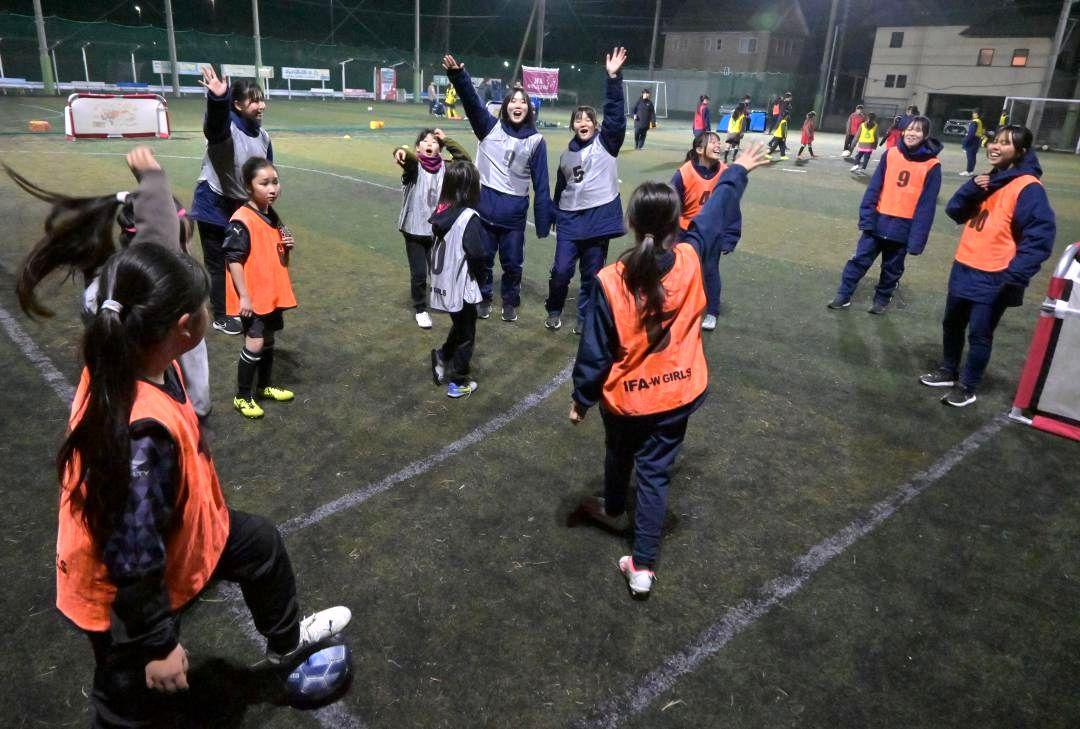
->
[0, 95, 1078, 728]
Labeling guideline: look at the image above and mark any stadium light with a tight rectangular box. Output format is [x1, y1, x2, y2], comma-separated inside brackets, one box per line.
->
[130, 44, 141, 83]
[503, 60, 509, 68]
[134, 4, 142, 20]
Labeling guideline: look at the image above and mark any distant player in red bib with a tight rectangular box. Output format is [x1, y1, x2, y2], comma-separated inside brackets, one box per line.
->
[920, 125, 1057, 407]
[569, 141, 771, 598]
[828, 116, 943, 314]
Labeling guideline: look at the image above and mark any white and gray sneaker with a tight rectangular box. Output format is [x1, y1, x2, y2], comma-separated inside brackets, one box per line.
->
[701, 314, 717, 331]
[618, 556, 655, 597]
[415, 311, 433, 329]
[266, 606, 352, 666]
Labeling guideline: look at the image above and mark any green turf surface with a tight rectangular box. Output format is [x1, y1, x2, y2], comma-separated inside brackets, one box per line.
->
[0, 98, 1078, 728]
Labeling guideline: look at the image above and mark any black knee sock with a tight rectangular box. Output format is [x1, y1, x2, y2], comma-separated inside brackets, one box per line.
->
[237, 347, 261, 399]
[256, 345, 275, 390]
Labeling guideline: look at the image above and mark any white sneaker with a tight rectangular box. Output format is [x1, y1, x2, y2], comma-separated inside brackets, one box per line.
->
[266, 606, 352, 665]
[841, 149, 851, 157]
[618, 556, 655, 597]
[415, 311, 433, 329]
[958, 171, 972, 177]
[850, 164, 860, 172]
[701, 314, 717, 331]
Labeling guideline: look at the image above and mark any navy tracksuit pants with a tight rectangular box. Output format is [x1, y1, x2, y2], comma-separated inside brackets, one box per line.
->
[836, 233, 908, 305]
[480, 221, 525, 306]
[545, 234, 609, 320]
[940, 293, 1009, 391]
[600, 407, 691, 569]
[963, 143, 979, 173]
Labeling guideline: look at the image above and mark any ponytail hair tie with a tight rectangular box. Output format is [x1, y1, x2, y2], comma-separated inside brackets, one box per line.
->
[642, 233, 655, 246]
[100, 299, 123, 315]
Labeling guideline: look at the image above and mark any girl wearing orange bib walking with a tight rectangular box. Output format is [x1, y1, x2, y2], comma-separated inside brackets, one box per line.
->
[29, 243, 349, 726]
[920, 125, 1056, 407]
[224, 157, 297, 419]
[828, 116, 942, 314]
[671, 131, 741, 331]
[570, 141, 770, 598]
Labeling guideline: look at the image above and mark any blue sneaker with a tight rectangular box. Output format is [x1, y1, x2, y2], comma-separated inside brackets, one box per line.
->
[446, 380, 478, 399]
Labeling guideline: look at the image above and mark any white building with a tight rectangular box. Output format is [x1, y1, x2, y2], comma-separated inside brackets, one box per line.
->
[862, 23, 1054, 124]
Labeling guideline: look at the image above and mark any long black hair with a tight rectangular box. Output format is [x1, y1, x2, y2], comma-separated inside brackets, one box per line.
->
[993, 124, 1034, 164]
[620, 181, 682, 325]
[437, 160, 480, 209]
[58, 243, 209, 549]
[9, 166, 192, 318]
[499, 86, 536, 128]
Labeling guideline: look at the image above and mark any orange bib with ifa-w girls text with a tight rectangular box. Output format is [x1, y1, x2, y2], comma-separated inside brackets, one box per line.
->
[954, 175, 1041, 273]
[595, 243, 709, 416]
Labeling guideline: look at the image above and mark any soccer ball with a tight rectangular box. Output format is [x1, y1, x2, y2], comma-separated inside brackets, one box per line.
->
[285, 643, 352, 707]
[1041, 144, 1049, 151]
[367, 106, 374, 112]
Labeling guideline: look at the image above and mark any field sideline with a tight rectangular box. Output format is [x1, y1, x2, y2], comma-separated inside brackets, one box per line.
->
[0, 97, 1077, 728]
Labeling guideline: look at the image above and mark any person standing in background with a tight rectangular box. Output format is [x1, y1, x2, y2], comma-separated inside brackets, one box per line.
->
[632, 89, 656, 150]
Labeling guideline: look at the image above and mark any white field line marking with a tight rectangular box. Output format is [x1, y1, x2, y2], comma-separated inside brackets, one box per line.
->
[0, 304, 76, 403]
[278, 359, 575, 536]
[17, 102, 66, 117]
[575, 415, 1007, 729]
[780, 167, 808, 173]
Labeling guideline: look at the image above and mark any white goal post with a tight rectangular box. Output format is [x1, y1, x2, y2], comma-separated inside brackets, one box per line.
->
[623, 79, 668, 119]
[64, 93, 171, 141]
[1002, 96, 1080, 154]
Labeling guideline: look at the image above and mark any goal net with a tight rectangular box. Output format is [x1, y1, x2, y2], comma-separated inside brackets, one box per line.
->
[1010, 242, 1080, 442]
[1001, 96, 1080, 154]
[623, 79, 668, 119]
[64, 93, 171, 141]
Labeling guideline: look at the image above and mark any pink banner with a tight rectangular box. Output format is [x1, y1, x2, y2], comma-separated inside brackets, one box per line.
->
[521, 66, 559, 99]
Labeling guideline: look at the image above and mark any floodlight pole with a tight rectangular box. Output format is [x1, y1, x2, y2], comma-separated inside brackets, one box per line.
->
[32, 0, 56, 95]
[648, 0, 661, 78]
[339, 58, 354, 98]
[163, 0, 180, 96]
[535, 0, 545, 67]
[1026, 0, 1075, 138]
[131, 45, 141, 83]
[414, 0, 421, 103]
[443, 0, 451, 53]
[50, 43, 60, 91]
[513, 0, 540, 83]
[252, 0, 265, 93]
[813, 0, 840, 117]
[81, 42, 91, 83]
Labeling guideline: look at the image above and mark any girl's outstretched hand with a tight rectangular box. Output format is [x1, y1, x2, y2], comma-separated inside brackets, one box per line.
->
[569, 401, 587, 424]
[145, 643, 189, 694]
[442, 55, 463, 72]
[198, 65, 229, 97]
[733, 141, 771, 173]
[393, 148, 408, 166]
[434, 128, 446, 141]
[126, 146, 161, 180]
[606, 47, 628, 78]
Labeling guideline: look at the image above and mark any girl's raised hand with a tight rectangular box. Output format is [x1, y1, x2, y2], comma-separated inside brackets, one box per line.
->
[733, 140, 771, 173]
[433, 128, 446, 141]
[198, 65, 229, 97]
[442, 55, 463, 72]
[605, 47, 628, 78]
[393, 148, 408, 166]
[126, 146, 161, 180]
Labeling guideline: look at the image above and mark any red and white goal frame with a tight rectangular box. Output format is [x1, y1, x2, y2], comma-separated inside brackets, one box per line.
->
[1009, 242, 1080, 442]
[64, 93, 171, 141]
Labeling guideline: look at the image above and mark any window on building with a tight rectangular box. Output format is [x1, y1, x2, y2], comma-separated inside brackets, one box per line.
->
[675, 36, 687, 51]
[1012, 48, 1029, 66]
[896, 74, 907, 88]
[884, 74, 896, 88]
[716, 37, 722, 51]
[704, 38, 712, 51]
[978, 48, 995, 66]
[890, 31, 904, 48]
[739, 37, 757, 54]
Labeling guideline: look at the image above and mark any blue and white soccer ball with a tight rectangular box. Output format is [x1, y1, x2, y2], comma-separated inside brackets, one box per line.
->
[285, 643, 352, 706]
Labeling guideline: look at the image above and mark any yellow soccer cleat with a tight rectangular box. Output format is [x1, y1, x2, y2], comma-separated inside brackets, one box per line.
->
[233, 397, 265, 419]
[259, 386, 295, 402]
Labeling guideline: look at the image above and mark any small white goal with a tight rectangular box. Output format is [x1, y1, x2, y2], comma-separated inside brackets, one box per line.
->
[64, 93, 171, 141]
[623, 79, 668, 119]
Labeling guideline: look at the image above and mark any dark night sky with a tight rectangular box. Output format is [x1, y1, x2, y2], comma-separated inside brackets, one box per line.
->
[6, 0, 1071, 67]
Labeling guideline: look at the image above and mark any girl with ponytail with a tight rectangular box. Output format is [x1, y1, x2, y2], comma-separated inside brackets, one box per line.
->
[11, 146, 212, 417]
[569, 140, 770, 599]
[38, 243, 350, 725]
